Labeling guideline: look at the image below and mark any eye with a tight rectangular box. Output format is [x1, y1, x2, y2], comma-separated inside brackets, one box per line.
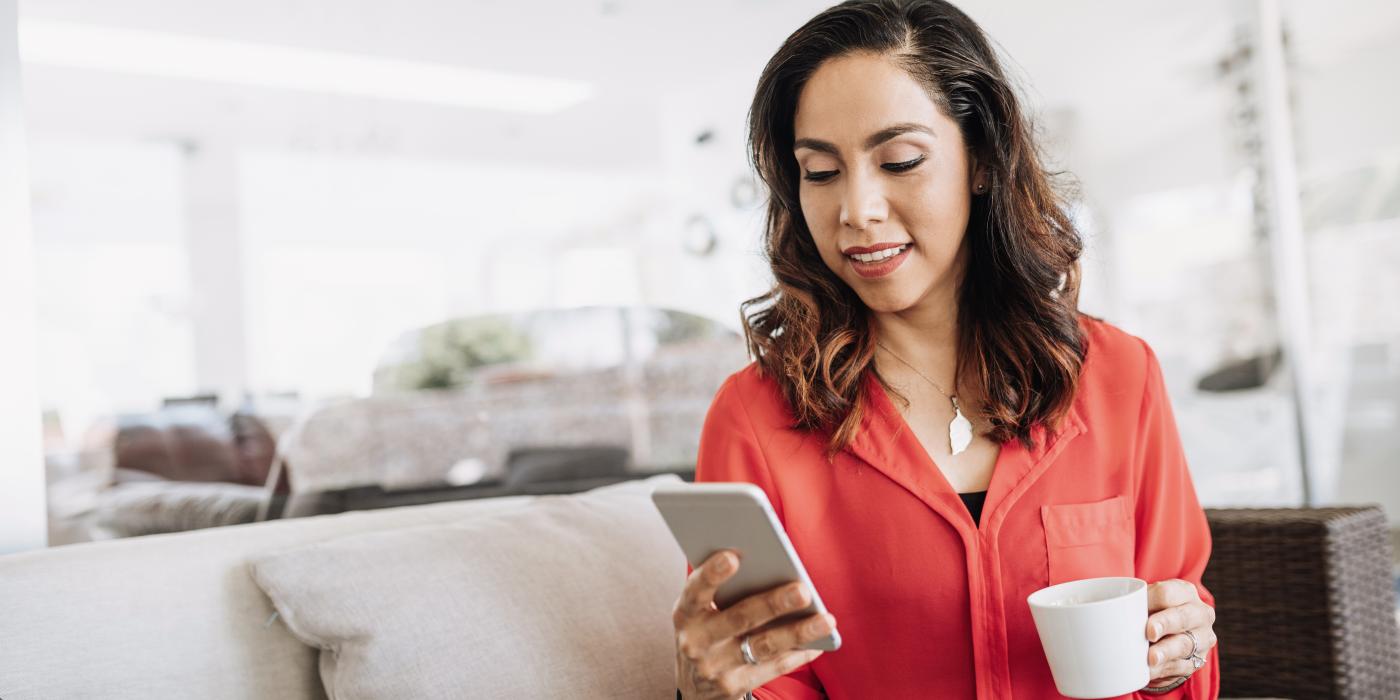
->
[803, 169, 837, 183]
[882, 155, 926, 173]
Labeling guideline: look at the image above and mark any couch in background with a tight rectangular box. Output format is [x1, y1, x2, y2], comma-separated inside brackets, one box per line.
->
[266, 306, 748, 520]
[45, 403, 290, 544]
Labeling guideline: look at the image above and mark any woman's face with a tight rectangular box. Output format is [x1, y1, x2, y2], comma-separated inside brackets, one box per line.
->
[793, 52, 980, 315]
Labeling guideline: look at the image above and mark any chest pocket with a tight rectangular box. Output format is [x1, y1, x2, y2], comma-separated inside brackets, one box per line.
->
[1041, 495, 1135, 585]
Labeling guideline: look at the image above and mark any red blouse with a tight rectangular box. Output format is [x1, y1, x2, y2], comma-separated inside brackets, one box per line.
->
[695, 316, 1220, 699]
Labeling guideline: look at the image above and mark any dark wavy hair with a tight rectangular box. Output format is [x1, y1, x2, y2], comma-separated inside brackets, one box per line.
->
[742, 0, 1087, 456]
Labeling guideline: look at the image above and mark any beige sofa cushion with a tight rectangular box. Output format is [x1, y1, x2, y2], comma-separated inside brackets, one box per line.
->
[0, 493, 534, 700]
[249, 476, 685, 699]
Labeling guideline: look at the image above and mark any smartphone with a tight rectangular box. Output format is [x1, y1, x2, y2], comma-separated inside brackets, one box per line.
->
[651, 481, 841, 651]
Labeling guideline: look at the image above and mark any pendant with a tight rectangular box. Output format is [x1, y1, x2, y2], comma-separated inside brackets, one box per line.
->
[949, 398, 973, 456]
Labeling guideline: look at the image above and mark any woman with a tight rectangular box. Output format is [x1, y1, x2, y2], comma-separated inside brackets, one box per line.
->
[671, 1, 1220, 698]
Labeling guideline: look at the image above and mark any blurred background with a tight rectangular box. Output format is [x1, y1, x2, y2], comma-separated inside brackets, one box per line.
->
[1, 0, 1397, 553]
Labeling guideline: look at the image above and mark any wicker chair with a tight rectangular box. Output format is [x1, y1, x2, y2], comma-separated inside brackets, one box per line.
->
[1204, 506, 1400, 699]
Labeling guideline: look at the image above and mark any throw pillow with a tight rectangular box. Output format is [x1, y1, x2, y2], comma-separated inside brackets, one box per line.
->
[249, 475, 685, 698]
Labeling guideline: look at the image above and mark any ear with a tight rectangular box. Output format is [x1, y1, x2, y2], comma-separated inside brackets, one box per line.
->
[971, 164, 989, 194]
[966, 150, 988, 192]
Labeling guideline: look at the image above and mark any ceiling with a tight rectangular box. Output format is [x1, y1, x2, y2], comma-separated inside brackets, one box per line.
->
[16, 1, 1400, 189]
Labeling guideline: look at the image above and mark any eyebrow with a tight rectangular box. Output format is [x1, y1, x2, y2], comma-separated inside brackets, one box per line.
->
[793, 122, 935, 155]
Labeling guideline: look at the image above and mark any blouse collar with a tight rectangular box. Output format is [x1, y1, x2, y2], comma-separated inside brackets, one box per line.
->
[843, 369, 1088, 533]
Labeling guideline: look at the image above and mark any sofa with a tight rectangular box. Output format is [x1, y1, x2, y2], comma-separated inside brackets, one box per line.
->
[2, 474, 1396, 699]
[0, 476, 687, 699]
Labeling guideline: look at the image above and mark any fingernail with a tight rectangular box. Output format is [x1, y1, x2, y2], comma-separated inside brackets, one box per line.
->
[716, 555, 732, 573]
[1150, 623, 1160, 639]
[1149, 651, 1159, 664]
[807, 616, 829, 635]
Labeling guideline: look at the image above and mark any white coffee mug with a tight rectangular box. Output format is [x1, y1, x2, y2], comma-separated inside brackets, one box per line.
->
[1027, 576, 1151, 699]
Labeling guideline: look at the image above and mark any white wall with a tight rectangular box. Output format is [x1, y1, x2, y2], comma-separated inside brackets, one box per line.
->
[0, 0, 47, 553]
[184, 139, 249, 406]
[29, 137, 196, 424]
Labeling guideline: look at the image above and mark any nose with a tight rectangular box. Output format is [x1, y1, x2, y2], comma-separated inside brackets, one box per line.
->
[839, 169, 888, 230]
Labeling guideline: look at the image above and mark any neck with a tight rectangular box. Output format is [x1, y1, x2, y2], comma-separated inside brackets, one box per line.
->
[872, 285, 962, 394]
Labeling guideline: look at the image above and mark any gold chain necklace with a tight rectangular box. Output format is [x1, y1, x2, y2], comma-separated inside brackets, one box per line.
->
[876, 342, 975, 456]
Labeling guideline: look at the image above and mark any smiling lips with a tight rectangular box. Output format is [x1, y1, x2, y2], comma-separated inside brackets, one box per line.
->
[843, 242, 912, 278]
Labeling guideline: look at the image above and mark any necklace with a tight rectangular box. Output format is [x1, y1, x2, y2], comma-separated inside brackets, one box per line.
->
[876, 342, 975, 456]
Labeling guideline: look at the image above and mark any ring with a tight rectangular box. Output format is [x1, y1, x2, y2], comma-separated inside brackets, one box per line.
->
[1180, 629, 1200, 660]
[740, 635, 759, 665]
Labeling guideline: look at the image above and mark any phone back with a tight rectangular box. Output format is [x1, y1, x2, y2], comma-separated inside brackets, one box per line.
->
[651, 482, 839, 650]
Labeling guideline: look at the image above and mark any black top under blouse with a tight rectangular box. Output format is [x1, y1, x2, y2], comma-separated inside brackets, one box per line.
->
[958, 490, 988, 526]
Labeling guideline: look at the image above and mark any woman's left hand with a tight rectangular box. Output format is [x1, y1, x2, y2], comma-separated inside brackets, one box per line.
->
[1144, 579, 1217, 687]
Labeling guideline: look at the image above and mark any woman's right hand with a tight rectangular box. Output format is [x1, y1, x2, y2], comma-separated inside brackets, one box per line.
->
[673, 549, 837, 700]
